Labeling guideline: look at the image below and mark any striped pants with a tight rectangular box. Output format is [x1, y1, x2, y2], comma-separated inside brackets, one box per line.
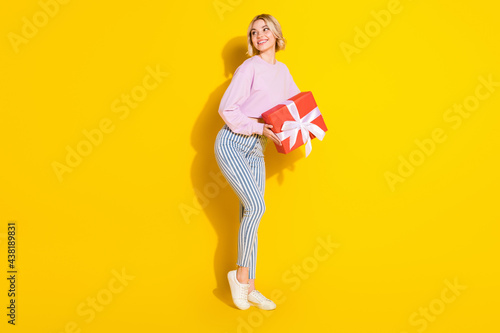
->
[214, 124, 268, 279]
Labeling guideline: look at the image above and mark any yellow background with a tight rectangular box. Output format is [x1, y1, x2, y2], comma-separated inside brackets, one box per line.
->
[1, 0, 499, 332]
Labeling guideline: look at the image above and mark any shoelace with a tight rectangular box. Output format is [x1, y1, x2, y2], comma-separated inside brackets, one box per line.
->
[250, 290, 269, 303]
[239, 284, 249, 300]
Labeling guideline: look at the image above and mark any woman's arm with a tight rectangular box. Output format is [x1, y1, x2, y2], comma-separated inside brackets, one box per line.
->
[218, 65, 265, 136]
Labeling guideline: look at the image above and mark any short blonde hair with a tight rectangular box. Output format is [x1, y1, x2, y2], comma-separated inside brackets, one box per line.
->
[246, 14, 286, 57]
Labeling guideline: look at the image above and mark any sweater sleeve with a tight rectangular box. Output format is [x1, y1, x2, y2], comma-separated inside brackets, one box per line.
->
[218, 65, 265, 136]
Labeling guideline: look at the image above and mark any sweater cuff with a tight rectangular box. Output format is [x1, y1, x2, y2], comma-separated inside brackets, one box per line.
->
[253, 122, 265, 135]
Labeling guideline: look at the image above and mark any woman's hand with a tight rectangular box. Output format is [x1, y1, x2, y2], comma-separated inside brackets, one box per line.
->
[262, 124, 282, 146]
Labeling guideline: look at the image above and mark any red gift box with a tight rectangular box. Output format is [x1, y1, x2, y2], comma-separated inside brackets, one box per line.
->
[261, 91, 327, 157]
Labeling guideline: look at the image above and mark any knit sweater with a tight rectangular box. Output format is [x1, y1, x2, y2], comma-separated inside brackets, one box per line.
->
[218, 55, 301, 135]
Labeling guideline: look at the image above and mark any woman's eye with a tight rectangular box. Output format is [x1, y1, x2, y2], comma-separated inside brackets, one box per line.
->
[252, 28, 269, 36]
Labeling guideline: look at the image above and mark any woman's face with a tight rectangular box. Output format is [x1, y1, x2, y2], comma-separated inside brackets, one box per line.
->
[250, 19, 276, 54]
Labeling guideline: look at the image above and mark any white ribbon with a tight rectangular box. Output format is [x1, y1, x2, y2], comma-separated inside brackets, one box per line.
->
[275, 99, 326, 157]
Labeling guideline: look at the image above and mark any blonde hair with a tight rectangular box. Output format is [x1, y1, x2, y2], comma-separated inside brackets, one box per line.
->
[246, 14, 286, 56]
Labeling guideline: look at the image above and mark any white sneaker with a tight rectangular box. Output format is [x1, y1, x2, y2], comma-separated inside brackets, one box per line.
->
[248, 290, 276, 310]
[227, 270, 250, 310]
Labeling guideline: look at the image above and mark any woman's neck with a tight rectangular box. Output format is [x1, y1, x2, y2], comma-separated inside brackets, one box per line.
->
[258, 52, 276, 65]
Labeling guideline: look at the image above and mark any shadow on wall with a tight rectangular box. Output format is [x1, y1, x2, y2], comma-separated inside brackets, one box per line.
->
[190, 36, 302, 307]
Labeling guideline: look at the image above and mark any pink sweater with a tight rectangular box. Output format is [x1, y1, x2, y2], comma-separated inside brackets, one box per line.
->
[218, 55, 301, 136]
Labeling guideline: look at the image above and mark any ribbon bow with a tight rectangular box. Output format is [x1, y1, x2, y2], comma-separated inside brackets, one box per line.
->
[276, 100, 326, 157]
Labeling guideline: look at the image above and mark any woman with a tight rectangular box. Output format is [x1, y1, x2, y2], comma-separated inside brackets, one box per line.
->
[214, 13, 301, 310]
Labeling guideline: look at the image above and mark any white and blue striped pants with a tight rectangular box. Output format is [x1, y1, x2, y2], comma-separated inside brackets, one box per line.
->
[214, 124, 268, 280]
